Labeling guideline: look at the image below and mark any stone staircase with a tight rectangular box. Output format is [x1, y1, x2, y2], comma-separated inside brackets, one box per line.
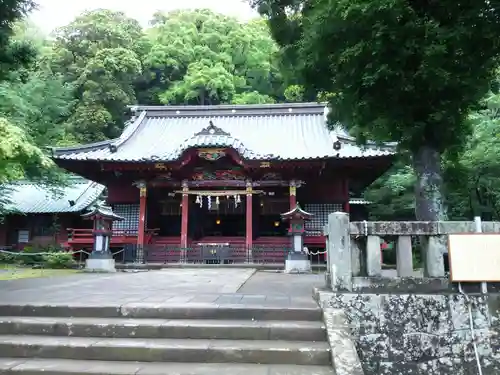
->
[0, 303, 333, 374]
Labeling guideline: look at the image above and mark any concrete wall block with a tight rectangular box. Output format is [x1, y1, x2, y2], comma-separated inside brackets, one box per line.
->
[318, 292, 500, 375]
[327, 212, 352, 291]
[396, 235, 413, 277]
[366, 235, 382, 277]
[422, 236, 446, 277]
[350, 220, 500, 236]
[322, 307, 365, 375]
[351, 238, 362, 277]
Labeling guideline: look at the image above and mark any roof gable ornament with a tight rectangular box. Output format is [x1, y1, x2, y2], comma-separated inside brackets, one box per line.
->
[194, 121, 231, 137]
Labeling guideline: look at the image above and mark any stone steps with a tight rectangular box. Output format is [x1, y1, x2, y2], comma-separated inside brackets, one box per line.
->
[0, 316, 326, 341]
[0, 358, 335, 375]
[0, 335, 330, 365]
[0, 304, 323, 321]
[0, 303, 332, 374]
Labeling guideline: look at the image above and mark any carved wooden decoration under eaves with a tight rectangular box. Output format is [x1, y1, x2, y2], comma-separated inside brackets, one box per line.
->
[198, 148, 226, 161]
[262, 172, 282, 180]
[191, 168, 246, 181]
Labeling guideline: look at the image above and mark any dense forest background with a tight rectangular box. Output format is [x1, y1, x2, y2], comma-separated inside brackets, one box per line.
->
[2, 8, 500, 221]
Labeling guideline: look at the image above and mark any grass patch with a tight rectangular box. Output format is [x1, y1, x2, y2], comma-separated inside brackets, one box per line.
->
[0, 265, 79, 280]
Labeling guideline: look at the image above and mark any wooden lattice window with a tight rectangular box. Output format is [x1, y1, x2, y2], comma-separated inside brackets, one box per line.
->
[304, 203, 343, 236]
[112, 204, 140, 233]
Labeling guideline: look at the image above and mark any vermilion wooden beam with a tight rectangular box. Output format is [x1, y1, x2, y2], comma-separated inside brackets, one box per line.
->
[137, 183, 147, 252]
[245, 180, 253, 254]
[180, 180, 189, 248]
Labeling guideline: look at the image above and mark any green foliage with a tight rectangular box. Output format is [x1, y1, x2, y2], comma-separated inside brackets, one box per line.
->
[365, 162, 415, 220]
[367, 79, 500, 221]
[146, 9, 286, 106]
[254, 0, 500, 220]
[0, 251, 17, 264]
[19, 246, 44, 266]
[0, 0, 37, 81]
[0, 118, 52, 182]
[42, 252, 75, 269]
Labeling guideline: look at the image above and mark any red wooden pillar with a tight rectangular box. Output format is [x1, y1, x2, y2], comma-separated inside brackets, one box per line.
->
[137, 182, 147, 262]
[180, 180, 189, 249]
[245, 180, 253, 256]
[343, 178, 350, 213]
[289, 180, 297, 233]
[289, 180, 297, 209]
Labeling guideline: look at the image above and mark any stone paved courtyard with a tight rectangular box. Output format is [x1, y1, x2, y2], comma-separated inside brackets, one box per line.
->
[0, 269, 324, 308]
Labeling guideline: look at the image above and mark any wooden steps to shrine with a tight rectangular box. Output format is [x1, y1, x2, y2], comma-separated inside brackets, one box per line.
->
[0, 304, 334, 375]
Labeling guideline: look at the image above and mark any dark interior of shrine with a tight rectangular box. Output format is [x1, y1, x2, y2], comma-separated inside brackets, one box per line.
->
[146, 191, 289, 239]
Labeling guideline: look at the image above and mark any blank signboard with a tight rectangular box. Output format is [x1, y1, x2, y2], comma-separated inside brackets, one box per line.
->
[448, 234, 500, 282]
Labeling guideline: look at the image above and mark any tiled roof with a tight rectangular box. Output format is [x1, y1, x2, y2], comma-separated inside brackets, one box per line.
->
[52, 103, 395, 162]
[3, 177, 105, 214]
[330, 126, 396, 159]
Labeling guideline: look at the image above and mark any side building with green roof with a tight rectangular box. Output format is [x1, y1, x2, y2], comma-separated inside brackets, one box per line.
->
[0, 177, 105, 250]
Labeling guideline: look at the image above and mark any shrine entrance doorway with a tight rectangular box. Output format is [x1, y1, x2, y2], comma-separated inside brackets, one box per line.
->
[190, 194, 246, 240]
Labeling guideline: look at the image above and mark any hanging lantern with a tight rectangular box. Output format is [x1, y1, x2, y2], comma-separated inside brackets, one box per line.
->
[215, 196, 220, 206]
[196, 195, 202, 207]
[207, 196, 212, 210]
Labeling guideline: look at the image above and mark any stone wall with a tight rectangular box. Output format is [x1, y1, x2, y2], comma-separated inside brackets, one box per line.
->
[317, 291, 500, 375]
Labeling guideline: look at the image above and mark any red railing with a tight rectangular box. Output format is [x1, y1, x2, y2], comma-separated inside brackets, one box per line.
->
[66, 228, 159, 245]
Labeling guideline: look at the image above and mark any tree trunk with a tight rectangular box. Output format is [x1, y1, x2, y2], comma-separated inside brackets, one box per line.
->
[412, 145, 446, 221]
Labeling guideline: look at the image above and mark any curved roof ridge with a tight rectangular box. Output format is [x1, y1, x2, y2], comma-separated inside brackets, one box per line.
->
[169, 120, 276, 160]
[130, 102, 326, 112]
[109, 111, 147, 152]
[51, 139, 111, 156]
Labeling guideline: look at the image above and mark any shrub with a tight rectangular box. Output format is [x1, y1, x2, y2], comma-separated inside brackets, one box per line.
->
[42, 252, 75, 269]
[20, 246, 44, 266]
[0, 251, 17, 264]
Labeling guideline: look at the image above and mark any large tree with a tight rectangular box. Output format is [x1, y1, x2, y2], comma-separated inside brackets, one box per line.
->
[252, 0, 500, 220]
[47, 9, 145, 142]
[145, 9, 285, 106]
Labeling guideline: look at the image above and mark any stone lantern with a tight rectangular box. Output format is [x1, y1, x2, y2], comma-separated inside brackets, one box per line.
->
[81, 202, 124, 272]
[281, 203, 314, 273]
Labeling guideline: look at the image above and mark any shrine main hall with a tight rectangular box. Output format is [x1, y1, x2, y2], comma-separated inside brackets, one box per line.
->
[47, 102, 394, 261]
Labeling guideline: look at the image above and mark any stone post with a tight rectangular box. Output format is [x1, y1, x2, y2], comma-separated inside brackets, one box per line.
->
[366, 235, 382, 276]
[326, 212, 352, 291]
[422, 235, 446, 277]
[350, 238, 361, 277]
[396, 235, 413, 276]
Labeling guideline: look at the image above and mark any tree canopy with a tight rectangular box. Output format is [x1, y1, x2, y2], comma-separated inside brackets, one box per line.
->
[3, 5, 500, 222]
[252, 0, 500, 220]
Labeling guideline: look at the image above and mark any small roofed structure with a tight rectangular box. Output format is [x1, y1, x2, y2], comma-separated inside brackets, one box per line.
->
[81, 202, 124, 223]
[281, 203, 314, 222]
[82, 202, 123, 273]
[281, 203, 314, 273]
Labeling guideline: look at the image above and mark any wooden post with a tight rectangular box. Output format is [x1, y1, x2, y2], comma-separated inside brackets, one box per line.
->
[289, 180, 297, 208]
[180, 180, 189, 250]
[289, 180, 297, 235]
[137, 181, 147, 263]
[245, 180, 253, 260]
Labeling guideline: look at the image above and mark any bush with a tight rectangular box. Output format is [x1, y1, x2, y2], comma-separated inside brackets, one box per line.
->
[0, 251, 17, 264]
[42, 252, 75, 269]
[19, 246, 44, 266]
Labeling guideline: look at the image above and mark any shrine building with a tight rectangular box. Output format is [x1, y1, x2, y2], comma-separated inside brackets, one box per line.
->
[49, 102, 395, 261]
